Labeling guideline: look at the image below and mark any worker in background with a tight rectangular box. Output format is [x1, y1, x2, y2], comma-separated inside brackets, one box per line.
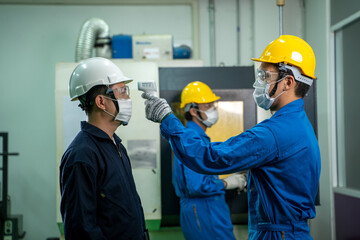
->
[60, 57, 149, 240]
[172, 81, 247, 240]
[141, 35, 321, 240]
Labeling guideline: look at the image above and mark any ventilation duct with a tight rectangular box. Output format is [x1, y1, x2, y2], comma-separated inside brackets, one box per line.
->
[75, 18, 111, 62]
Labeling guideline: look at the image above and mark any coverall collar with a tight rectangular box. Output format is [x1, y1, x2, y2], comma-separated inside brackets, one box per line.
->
[80, 121, 122, 143]
[186, 120, 209, 139]
[272, 99, 304, 118]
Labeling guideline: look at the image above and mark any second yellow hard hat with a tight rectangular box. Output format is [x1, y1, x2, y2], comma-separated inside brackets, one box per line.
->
[180, 81, 220, 108]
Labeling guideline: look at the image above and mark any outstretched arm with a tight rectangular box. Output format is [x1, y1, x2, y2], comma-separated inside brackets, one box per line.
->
[141, 93, 278, 175]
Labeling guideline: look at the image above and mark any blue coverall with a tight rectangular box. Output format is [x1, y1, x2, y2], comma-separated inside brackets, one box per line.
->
[161, 99, 321, 240]
[60, 121, 148, 240]
[172, 120, 235, 240]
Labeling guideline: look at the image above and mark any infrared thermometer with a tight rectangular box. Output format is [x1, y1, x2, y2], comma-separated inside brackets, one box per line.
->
[138, 81, 158, 97]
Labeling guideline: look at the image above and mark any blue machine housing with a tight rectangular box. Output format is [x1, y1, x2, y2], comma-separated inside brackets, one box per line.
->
[112, 34, 133, 59]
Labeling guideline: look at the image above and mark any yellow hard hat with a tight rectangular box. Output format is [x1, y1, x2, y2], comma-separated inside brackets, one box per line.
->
[251, 35, 316, 79]
[180, 81, 220, 108]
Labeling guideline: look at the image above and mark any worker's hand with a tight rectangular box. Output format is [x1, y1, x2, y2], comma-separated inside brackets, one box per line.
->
[141, 92, 173, 123]
[223, 173, 247, 191]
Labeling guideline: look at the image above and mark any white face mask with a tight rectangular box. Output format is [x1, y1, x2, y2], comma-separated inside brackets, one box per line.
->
[197, 107, 219, 127]
[104, 98, 132, 125]
[253, 78, 286, 110]
[115, 99, 132, 125]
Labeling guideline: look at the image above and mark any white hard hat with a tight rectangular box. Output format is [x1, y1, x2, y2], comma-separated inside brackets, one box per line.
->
[69, 57, 132, 101]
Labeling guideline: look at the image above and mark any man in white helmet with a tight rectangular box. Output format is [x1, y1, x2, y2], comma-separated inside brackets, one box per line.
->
[141, 35, 321, 240]
[60, 57, 149, 240]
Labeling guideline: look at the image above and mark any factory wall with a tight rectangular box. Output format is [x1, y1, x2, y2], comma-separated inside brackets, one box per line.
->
[0, 0, 327, 239]
[304, 0, 333, 239]
[306, 0, 360, 239]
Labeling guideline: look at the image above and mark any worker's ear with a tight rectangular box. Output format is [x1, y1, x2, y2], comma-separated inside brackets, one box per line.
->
[189, 107, 198, 118]
[94, 95, 106, 110]
[283, 75, 296, 91]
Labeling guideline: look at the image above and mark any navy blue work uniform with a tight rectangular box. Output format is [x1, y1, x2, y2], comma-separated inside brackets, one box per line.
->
[161, 99, 321, 240]
[172, 121, 235, 240]
[60, 121, 149, 240]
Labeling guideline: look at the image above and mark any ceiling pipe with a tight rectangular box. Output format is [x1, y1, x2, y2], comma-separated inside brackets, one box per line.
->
[277, 0, 285, 36]
[236, 0, 240, 66]
[209, 0, 216, 66]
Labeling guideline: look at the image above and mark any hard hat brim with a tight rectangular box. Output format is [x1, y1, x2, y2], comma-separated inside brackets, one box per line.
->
[180, 95, 221, 108]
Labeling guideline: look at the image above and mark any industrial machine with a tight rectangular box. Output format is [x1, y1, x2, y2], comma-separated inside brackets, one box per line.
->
[0, 133, 25, 240]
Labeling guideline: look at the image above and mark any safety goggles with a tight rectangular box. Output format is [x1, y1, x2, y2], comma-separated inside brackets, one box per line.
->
[106, 85, 130, 98]
[256, 68, 280, 84]
[200, 101, 218, 110]
[184, 101, 218, 112]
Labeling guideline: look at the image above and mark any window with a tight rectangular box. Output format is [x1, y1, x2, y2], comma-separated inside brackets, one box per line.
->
[335, 17, 360, 190]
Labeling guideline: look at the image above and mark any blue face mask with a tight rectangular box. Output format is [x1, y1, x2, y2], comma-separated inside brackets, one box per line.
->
[253, 78, 286, 110]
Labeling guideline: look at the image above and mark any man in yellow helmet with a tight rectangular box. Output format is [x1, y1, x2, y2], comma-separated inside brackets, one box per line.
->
[172, 81, 246, 240]
[142, 35, 321, 240]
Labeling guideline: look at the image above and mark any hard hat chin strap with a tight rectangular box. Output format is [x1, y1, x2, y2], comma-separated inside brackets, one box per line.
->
[105, 87, 119, 112]
[269, 81, 280, 97]
[185, 103, 205, 121]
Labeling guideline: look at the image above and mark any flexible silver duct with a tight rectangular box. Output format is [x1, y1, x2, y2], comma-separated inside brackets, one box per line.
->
[75, 18, 111, 62]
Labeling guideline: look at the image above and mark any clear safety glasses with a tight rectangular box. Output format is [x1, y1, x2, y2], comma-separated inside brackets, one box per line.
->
[195, 101, 218, 111]
[107, 86, 130, 98]
[256, 68, 280, 84]
[202, 101, 218, 110]
[113, 86, 130, 97]
[185, 101, 218, 112]
[253, 61, 280, 84]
